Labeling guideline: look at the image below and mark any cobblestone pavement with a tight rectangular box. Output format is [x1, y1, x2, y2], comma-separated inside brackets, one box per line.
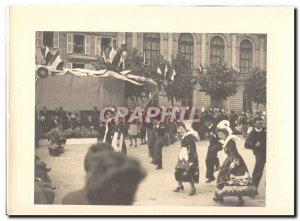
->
[36, 136, 265, 207]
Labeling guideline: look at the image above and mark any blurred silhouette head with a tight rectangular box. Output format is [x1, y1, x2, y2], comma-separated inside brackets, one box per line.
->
[84, 144, 146, 205]
[84, 143, 114, 172]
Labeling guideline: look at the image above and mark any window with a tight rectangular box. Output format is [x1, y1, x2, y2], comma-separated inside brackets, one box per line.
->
[72, 63, 85, 69]
[143, 33, 160, 65]
[210, 36, 225, 64]
[43, 32, 54, 47]
[42, 32, 59, 48]
[95, 37, 101, 56]
[239, 39, 253, 74]
[73, 34, 85, 54]
[178, 33, 194, 67]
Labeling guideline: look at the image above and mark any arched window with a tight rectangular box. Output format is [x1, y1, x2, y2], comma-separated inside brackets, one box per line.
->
[239, 39, 253, 73]
[178, 33, 194, 67]
[143, 33, 160, 65]
[210, 36, 225, 64]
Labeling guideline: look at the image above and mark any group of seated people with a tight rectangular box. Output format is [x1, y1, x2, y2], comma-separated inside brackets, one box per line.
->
[36, 106, 99, 141]
[34, 156, 55, 204]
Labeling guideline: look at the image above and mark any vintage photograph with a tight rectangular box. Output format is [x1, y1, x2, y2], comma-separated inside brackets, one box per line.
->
[34, 31, 267, 207]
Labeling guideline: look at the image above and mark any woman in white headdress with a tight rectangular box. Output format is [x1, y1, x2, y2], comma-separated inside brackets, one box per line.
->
[173, 120, 199, 196]
[213, 120, 257, 206]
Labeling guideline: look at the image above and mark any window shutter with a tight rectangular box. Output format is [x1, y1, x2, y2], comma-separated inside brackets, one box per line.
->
[54, 32, 59, 48]
[95, 37, 101, 56]
[36, 32, 43, 47]
[66, 63, 72, 69]
[85, 35, 90, 55]
[67, 34, 73, 53]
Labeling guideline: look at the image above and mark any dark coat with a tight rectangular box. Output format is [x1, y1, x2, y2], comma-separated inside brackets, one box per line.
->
[217, 139, 249, 189]
[244, 129, 266, 157]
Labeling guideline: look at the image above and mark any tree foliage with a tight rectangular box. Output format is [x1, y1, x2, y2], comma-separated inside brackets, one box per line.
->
[163, 54, 197, 106]
[91, 48, 197, 106]
[244, 68, 266, 106]
[198, 59, 238, 101]
[123, 48, 165, 101]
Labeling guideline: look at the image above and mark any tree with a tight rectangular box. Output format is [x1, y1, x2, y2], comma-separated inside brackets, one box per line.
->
[163, 54, 197, 106]
[244, 68, 266, 107]
[123, 48, 165, 103]
[198, 59, 238, 106]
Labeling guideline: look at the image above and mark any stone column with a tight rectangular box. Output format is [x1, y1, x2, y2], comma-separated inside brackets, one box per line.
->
[201, 33, 206, 65]
[259, 36, 265, 69]
[168, 33, 173, 61]
[132, 32, 138, 48]
[231, 34, 237, 67]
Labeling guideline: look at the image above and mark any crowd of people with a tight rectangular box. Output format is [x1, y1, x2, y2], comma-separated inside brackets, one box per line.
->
[35, 104, 266, 206]
[35, 105, 265, 148]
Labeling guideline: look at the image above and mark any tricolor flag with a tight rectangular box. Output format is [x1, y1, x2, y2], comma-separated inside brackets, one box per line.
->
[199, 64, 202, 72]
[111, 47, 122, 67]
[103, 46, 122, 68]
[164, 64, 168, 78]
[234, 66, 240, 73]
[170, 69, 176, 81]
[157, 67, 163, 75]
[42, 46, 54, 66]
[109, 46, 117, 63]
[47, 50, 64, 70]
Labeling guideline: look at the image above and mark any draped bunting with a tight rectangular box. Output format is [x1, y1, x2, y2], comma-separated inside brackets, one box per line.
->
[36, 66, 159, 87]
[35, 66, 158, 111]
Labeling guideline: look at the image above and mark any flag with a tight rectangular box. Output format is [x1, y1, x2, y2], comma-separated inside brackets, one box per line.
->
[109, 46, 117, 63]
[48, 50, 64, 70]
[170, 69, 176, 81]
[157, 67, 162, 75]
[198, 64, 202, 72]
[164, 64, 168, 77]
[111, 47, 122, 67]
[102, 52, 107, 63]
[43, 46, 54, 66]
[234, 66, 240, 72]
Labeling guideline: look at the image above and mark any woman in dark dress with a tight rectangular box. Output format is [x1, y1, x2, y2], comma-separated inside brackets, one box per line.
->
[173, 121, 199, 196]
[213, 126, 257, 206]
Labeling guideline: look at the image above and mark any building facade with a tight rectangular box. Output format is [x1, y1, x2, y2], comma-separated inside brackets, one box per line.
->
[36, 32, 267, 112]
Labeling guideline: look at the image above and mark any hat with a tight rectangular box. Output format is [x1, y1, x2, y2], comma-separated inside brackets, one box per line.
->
[217, 120, 233, 134]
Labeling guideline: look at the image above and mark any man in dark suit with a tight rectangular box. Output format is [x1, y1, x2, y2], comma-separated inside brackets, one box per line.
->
[245, 117, 266, 190]
[205, 120, 222, 183]
[153, 120, 166, 169]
